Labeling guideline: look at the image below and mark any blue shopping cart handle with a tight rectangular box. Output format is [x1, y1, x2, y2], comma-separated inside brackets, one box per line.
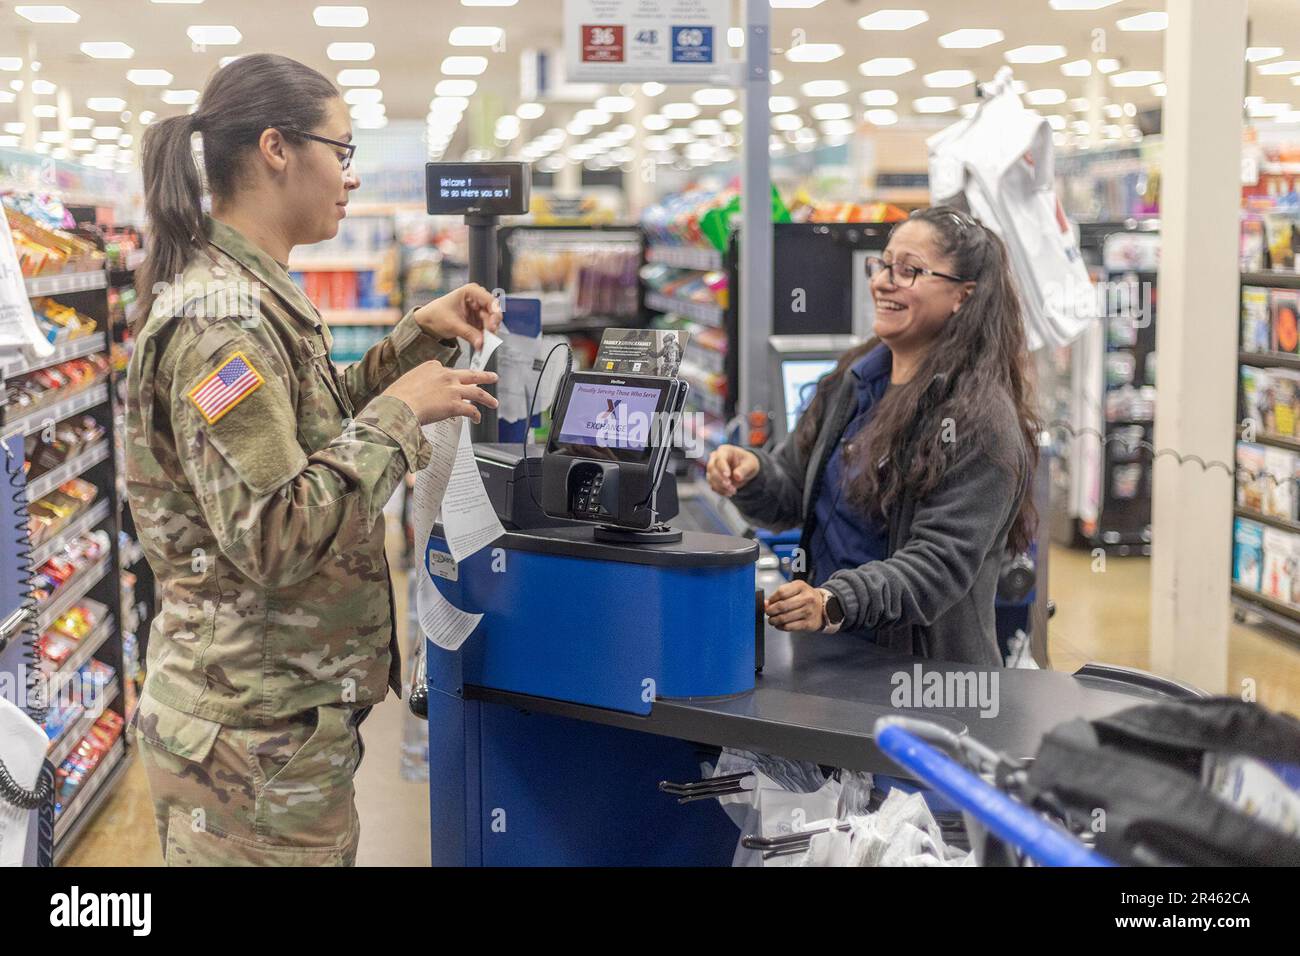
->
[875, 723, 1116, 867]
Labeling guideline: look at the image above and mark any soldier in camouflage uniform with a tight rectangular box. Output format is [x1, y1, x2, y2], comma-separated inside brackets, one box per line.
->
[124, 54, 500, 865]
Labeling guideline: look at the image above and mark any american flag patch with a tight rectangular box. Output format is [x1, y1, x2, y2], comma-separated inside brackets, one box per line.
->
[188, 352, 264, 424]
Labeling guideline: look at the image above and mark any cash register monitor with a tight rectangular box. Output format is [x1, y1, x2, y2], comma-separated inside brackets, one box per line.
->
[548, 374, 672, 463]
[768, 335, 862, 441]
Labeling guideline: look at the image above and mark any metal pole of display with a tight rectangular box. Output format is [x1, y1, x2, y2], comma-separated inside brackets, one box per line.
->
[738, 0, 773, 430]
[466, 213, 499, 444]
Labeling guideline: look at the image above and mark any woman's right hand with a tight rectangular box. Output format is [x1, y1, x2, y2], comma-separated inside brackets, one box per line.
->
[706, 445, 761, 497]
[382, 361, 499, 425]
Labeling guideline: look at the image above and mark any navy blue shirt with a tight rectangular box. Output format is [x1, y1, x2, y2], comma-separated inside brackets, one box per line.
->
[808, 345, 893, 590]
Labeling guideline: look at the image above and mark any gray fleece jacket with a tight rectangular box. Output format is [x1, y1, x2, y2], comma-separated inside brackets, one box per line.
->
[732, 363, 1028, 666]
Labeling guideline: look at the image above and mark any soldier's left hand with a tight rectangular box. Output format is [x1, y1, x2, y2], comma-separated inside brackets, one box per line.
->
[413, 283, 503, 351]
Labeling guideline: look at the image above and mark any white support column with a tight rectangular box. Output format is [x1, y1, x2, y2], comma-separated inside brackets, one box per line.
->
[1149, 0, 1247, 693]
[738, 0, 773, 424]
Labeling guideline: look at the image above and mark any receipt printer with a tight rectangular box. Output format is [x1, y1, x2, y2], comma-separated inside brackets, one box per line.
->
[540, 371, 687, 537]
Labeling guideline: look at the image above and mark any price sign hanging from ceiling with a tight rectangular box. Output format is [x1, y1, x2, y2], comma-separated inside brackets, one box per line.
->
[563, 0, 731, 84]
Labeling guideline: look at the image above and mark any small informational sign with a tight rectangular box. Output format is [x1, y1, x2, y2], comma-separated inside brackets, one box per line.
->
[564, 0, 729, 83]
[595, 327, 689, 377]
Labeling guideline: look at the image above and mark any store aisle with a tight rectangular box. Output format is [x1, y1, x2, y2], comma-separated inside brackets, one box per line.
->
[1047, 546, 1300, 715]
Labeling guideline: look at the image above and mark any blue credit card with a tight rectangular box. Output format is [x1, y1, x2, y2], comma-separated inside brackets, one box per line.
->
[503, 296, 541, 338]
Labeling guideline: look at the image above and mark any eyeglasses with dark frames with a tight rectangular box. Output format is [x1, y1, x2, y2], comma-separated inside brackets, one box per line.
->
[865, 255, 969, 287]
[276, 126, 356, 171]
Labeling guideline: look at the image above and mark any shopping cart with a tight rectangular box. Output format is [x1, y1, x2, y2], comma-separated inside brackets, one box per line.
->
[739, 716, 1114, 866]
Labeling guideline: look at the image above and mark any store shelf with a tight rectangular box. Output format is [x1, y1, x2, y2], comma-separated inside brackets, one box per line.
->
[35, 552, 112, 634]
[1239, 350, 1300, 372]
[54, 737, 127, 852]
[24, 269, 108, 298]
[1253, 432, 1300, 454]
[1234, 506, 1300, 536]
[25, 440, 109, 502]
[320, 308, 402, 326]
[1242, 271, 1300, 290]
[30, 499, 112, 567]
[645, 292, 725, 328]
[47, 679, 120, 766]
[1, 382, 109, 442]
[646, 244, 723, 271]
[45, 614, 115, 683]
[0, 332, 106, 380]
[1231, 585, 1300, 644]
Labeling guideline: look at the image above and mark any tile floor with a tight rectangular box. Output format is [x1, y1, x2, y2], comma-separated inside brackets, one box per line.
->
[61, 545, 1300, 866]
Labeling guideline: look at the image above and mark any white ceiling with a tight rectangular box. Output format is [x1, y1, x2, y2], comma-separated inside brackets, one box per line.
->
[2, 0, 1300, 165]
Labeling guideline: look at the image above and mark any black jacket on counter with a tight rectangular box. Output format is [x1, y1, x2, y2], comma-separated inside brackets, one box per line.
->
[732, 350, 1028, 667]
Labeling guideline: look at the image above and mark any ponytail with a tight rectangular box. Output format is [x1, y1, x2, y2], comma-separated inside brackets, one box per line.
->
[136, 114, 204, 324]
[133, 53, 339, 326]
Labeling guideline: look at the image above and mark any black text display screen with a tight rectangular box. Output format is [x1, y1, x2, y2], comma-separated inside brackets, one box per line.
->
[438, 175, 512, 202]
[557, 381, 663, 451]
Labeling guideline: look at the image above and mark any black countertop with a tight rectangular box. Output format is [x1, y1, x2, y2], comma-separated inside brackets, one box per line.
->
[466, 625, 1175, 774]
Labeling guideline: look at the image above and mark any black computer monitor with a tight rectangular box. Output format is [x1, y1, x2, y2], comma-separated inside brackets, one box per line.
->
[768, 335, 862, 441]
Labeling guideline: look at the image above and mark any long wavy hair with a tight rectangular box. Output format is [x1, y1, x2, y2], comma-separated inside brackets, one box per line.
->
[794, 207, 1040, 553]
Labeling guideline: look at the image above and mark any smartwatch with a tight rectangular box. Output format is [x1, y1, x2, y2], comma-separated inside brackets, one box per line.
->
[818, 588, 846, 634]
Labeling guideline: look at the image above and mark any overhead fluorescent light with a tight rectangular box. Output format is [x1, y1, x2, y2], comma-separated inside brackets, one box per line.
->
[1045, 114, 1067, 130]
[336, 68, 380, 86]
[1109, 70, 1164, 87]
[641, 82, 665, 96]
[1151, 83, 1167, 97]
[820, 119, 855, 137]
[187, 25, 242, 45]
[80, 42, 135, 59]
[938, 29, 1004, 49]
[92, 126, 123, 140]
[864, 108, 899, 126]
[662, 102, 700, 120]
[1025, 88, 1067, 106]
[87, 97, 126, 112]
[219, 56, 242, 68]
[785, 43, 843, 63]
[720, 109, 743, 126]
[313, 6, 369, 27]
[769, 96, 798, 113]
[15, 6, 80, 23]
[692, 88, 735, 106]
[516, 102, 544, 119]
[858, 9, 929, 30]
[1049, 0, 1120, 9]
[861, 89, 898, 106]
[31, 79, 57, 94]
[67, 115, 93, 129]
[161, 89, 200, 104]
[449, 26, 503, 46]
[690, 119, 723, 136]
[1005, 45, 1067, 64]
[70, 137, 96, 150]
[728, 27, 744, 48]
[345, 87, 383, 104]
[33, 104, 57, 118]
[1258, 60, 1300, 76]
[859, 57, 915, 77]
[769, 69, 783, 85]
[1116, 12, 1167, 31]
[1097, 58, 1121, 74]
[913, 96, 957, 113]
[435, 79, 476, 97]
[597, 95, 635, 112]
[642, 113, 670, 131]
[1247, 47, 1284, 63]
[440, 56, 487, 75]
[772, 114, 803, 131]
[128, 69, 173, 85]
[0, 58, 21, 71]
[575, 109, 610, 125]
[923, 69, 975, 89]
[327, 42, 375, 61]
[3, 122, 26, 134]
[0, 91, 13, 103]
[811, 102, 851, 121]
[801, 79, 849, 97]
[1061, 59, 1092, 77]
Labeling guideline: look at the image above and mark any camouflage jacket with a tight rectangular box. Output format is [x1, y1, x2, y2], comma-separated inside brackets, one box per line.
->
[126, 216, 457, 725]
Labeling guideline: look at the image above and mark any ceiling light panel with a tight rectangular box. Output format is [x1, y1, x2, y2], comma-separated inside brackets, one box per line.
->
[924, 70, 975, 89]
[939, 29, 1004, 49]
[327, 42, 375, 61]
[313, 6, 369, 27]
[860, 57, 915, 76]
[187, 26, 243, 45]
[857, 9, 929, 30]
[785, 43, 843, 63]
[15, 6, 80, 23]
[80, 42, 134, 59]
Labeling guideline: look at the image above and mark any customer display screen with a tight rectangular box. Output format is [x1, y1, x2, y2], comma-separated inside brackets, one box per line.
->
[435, 174, 512, 203]
[555, 380, 665, 453]
[425, 162, 530, 215]
[782, 359, 838, 432]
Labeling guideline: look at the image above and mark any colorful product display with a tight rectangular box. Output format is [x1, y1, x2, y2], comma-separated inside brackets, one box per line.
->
[2, 196, 105, 277]
[4, 351, 109, 422]
[54, 707, 125, 820]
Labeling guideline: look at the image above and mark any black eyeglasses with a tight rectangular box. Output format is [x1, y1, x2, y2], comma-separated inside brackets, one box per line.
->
[865, 256, 968, 286]
[276, 126, 356, 171]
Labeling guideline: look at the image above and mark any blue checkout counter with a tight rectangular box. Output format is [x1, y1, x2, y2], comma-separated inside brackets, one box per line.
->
[422, 486, 1187, 866]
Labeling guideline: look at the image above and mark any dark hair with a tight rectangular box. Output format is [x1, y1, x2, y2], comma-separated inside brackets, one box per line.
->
[135, 53, 338, 320]
[794, 206, 1040, 553]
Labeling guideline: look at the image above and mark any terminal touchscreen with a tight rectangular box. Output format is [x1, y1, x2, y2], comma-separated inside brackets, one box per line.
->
[548, 374, 671, 462]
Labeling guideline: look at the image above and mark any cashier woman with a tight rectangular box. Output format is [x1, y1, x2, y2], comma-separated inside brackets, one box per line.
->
[124, 53, 499, 865]
[706, 207, 1038, 667]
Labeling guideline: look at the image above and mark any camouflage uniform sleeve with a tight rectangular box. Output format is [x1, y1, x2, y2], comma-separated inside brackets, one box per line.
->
[167, 314, 430, 589]
[339, 307, 461, 411]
